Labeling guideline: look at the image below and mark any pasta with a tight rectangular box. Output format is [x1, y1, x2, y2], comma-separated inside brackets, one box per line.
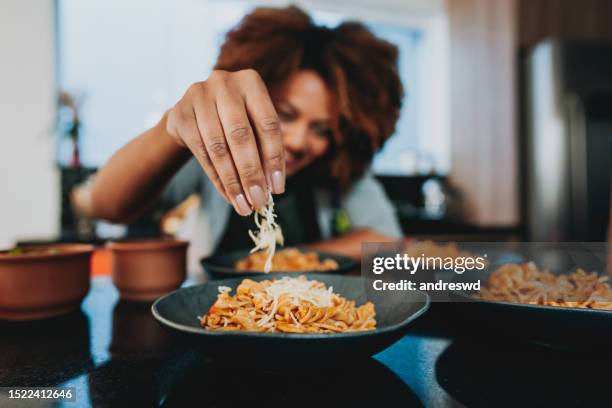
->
[235, 248, 339, 272]
[247, 190, 284, 273]
[476, 262, 612, 310]
[200, 276, 376, 333]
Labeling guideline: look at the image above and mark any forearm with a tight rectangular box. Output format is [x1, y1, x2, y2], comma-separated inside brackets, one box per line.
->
[89, 112, 191, 223]
[306, 229, 399, 261]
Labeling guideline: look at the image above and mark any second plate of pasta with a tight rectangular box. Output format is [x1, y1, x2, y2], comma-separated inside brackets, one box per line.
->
[201, 247, 357, 279]
[152, 273, 429, 359]
[448, 262, 612, 347]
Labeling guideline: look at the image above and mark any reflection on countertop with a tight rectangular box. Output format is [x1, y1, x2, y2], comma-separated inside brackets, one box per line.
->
[0, 309, 93, 387]
[436, 338, 612, 408]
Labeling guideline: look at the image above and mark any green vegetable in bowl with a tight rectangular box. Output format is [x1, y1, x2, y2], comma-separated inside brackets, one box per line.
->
[6, 247, 61, 256]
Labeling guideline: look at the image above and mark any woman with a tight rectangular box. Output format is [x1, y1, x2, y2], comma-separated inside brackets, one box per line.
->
[84, 6, 404, 274]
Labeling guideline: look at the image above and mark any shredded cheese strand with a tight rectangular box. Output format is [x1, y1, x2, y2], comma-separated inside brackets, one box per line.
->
[247, 190, 284, 273]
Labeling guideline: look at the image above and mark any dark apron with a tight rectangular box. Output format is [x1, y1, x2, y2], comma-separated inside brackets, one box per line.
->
[215, 176, 323, 253]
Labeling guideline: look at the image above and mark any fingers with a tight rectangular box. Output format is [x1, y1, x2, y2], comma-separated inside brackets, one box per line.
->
[173, 70, 286, 217]
[215, 81, 269, 210]
[190, 88, 254, 216]
[239, 69, 285, 194]
[168, 104, 230, 206]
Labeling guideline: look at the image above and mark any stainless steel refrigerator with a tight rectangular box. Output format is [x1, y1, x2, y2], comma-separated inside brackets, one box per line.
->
[524, 40, 612, 241]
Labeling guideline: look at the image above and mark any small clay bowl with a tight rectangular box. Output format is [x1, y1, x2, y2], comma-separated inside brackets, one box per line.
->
[106, 239, 188, 302]
[0, 244, 94, 321]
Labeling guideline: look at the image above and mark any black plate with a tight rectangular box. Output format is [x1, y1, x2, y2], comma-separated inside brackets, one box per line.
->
[200, 248, 358, 279]
[448, 266, 612, 347]
[152, 273, 429, 361]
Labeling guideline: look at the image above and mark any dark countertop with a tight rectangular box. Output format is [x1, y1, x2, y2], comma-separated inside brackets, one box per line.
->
[0, 278, 607, 408]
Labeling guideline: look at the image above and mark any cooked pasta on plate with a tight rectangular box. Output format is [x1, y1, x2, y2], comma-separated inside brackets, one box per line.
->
[404, 240, 483, 263]
[200, 276, 376, 333]
[475, 262, 612, 310]
[235, 248, 339, 272]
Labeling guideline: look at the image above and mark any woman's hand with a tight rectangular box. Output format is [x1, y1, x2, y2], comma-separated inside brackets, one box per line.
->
[166, 69, 285, 216]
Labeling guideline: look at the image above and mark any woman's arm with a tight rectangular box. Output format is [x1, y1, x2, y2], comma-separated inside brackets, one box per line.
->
[88, 112, 191, 223]
[85, 69, 286, 223]
[306, 228, 398, 261]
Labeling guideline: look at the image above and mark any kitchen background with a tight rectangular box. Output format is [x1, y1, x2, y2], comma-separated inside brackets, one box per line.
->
[1, 0, 611, 250]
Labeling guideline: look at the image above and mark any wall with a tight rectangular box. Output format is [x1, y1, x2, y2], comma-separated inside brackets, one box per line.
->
[0, 0, 59, 247]
[447, 0, 519, 226]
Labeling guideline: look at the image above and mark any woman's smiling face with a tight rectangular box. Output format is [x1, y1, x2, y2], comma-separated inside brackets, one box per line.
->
[274, 70, 333, 177]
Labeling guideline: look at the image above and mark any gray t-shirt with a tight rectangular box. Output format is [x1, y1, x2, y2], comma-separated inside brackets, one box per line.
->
[162, 158, 402, 277]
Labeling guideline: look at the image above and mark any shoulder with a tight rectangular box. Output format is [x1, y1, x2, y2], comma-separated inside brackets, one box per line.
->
[343, 173, 389, 203]
[341, 172, 402, 238]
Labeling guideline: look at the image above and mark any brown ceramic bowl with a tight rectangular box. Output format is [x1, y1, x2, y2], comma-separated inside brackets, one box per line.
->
[0, 244, 94, 321]
[106, 239, 188, 302]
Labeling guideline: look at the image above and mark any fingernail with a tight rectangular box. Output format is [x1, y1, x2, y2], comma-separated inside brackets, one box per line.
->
[234, 194, 252, 216]
[266, 173, 273, 191]
[271, 170, 285, 194]
[249, 185, 267, 209]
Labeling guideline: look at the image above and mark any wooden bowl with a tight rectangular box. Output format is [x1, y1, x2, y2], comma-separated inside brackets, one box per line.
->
[0, 244, 94, 321]
[106, 239, 188, 302]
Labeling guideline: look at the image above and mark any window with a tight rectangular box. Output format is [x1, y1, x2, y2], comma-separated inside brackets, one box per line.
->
[57, 0, 449, 175]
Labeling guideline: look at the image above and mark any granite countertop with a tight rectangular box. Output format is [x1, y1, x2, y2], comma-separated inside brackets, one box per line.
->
[0, 277, 607, 407]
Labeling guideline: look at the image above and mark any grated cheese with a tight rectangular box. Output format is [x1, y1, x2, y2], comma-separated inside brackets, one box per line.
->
[256, 277, 334, 328]
[247, 190, 284, 273]
[266, 278, 334, 307]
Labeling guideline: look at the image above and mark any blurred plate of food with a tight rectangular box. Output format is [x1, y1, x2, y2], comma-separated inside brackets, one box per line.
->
[448, 261, 612, 346]
[404, 240, 474, 258]
[399, 240, 490, 290]
[201, 247, 357, 279]
[152, 273, 429, 361]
